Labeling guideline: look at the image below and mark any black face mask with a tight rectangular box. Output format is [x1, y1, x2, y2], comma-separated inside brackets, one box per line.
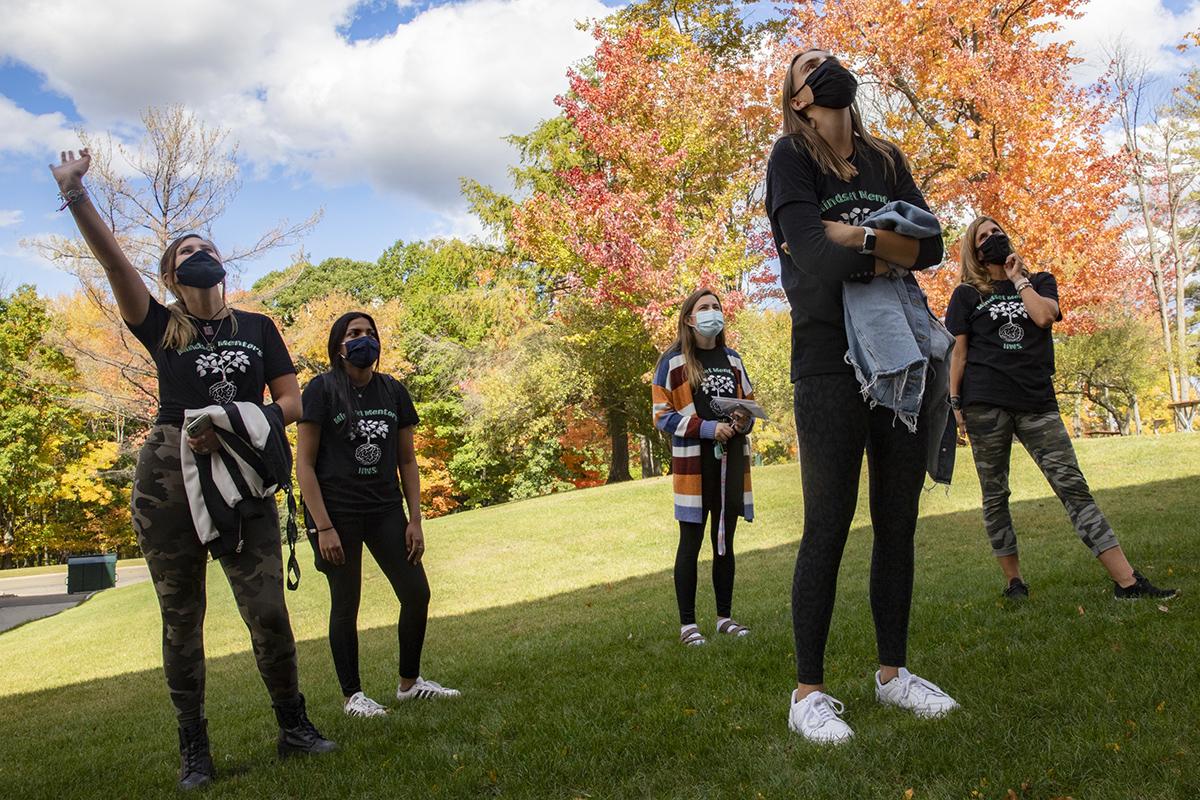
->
[802, 59, 858, 110]
[174, 249, 226, 289]
[978, 233, 1013, 266]
[342, 335, 380, 369]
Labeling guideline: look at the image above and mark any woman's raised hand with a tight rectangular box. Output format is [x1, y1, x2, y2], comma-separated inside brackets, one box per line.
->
[50, 148, 91, 190]
[1003, 252, 1027, 282]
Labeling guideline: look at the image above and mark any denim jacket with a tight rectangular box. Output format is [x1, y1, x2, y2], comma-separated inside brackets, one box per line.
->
[843, 201, 956, 485]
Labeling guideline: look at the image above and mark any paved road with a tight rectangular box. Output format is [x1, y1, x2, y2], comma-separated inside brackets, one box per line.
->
[0, 564, 151, 633]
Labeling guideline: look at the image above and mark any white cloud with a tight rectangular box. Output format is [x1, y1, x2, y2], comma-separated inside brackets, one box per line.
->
[0, 0, 611, 210]
[0, 96, 73, 157]
[1052, 0, 1200, 84]
[0, 210, 24, 227]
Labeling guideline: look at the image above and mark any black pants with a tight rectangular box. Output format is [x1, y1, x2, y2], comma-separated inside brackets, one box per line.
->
[791, 373, 928, 685]
[674, 504, 738, 626]
[309, 505, 430, 697]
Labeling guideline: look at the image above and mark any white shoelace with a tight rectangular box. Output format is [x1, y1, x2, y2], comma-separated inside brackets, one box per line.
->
[893, 673, 949, 703]
[801, 693, 846, 728]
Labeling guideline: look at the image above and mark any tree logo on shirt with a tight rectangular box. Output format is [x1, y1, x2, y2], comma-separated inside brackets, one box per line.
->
[839, 207, 871, 226]
[352, 419, 388, 465]
[195, 350, 250, 403]
[701, 370, 736, 399]
[988, 300, 1028, 343]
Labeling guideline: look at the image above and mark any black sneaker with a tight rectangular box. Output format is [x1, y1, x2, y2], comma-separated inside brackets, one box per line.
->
[1002, 577, 1029, 601]
[1114, 570, 1181, 600]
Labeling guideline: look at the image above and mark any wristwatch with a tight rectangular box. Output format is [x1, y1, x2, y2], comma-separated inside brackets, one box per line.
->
[949, 395, 962, 410]
[860, 228, 876, 255]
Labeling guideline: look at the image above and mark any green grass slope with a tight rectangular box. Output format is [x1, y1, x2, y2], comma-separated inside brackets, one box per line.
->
[1, 435, 1196, 799]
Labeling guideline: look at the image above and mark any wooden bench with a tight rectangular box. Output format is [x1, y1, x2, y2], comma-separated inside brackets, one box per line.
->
[1082, 429, 1121, 438]
[1166, 400, 1200, 433]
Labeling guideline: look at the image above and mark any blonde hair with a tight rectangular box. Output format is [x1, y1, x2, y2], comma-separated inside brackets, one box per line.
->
[157, 234, 237, 350]
[657, 288, 727, 393]
[778, 49, 906, 182]
[957, 216, 1029, 296]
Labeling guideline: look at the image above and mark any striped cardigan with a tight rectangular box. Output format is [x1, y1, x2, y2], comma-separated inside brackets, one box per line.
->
[651, 347, 755, 523]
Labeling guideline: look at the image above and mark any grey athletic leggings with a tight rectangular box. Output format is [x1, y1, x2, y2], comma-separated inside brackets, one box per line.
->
[131, 425, 300, 726]
[791, 373, 928, 686]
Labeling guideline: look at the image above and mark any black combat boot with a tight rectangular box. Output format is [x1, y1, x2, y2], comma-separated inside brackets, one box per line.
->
[177, 719, 215, 791]
[272, 693, 338, 759]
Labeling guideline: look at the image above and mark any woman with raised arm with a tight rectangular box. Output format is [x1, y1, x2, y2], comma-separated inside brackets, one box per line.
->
[652, 288, 756, 647]
[296, 312, 458, 719]
[765, 50, 959, 744]
[50, 150, 335, 791]
[946, 216, 1179, 602]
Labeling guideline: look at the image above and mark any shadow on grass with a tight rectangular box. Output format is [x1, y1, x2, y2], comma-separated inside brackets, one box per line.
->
[1, 477, 1196, 800]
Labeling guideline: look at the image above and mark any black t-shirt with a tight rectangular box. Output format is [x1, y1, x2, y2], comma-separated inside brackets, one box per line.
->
[126, 296, 295, 426]
[301, 371, 420, 518]
[944, 272, 1062, 412]
[692, 345, 744, 514]
[765, 137, 943, 380]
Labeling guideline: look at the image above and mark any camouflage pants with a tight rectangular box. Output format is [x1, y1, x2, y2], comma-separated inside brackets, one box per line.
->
[962, 405, 1119, 558]
[131, 425, 300, 725]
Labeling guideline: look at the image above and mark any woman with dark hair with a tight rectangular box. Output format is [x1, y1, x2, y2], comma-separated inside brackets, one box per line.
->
[947, 216, 1179, 602]
[765, 50, 958, 744]
[296, 312, 457, 718]
[652, 288, 755, 647]
[50, 150, 334, 791]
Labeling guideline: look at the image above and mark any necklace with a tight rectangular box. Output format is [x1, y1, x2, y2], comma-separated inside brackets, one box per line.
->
[195, 313, 227, 351]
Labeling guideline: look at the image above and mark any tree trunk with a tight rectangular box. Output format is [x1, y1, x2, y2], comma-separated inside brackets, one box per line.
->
[1072, 389, 1083, 439]
[638, 434, 660, 478]
[606, 406, 632, 484]
[1132, 395, 1143, 436]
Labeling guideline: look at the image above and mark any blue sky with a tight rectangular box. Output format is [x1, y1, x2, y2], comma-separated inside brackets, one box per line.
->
[1, 0, 1198, 298]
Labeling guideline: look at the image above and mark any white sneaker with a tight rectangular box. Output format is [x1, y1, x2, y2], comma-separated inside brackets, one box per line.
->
[396, 677, 460, 701]
[787, 690, 854, 744]
[875, 668, 960, 718]
[343, 691, 387, 717]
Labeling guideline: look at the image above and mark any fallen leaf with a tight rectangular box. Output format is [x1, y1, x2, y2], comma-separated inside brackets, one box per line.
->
[1156, 702, 1165, 712]
[1007, 791, 1018, 800]
[1078, 606, 1085, 614]
[905, 790, 914, 799]
[684, 709, 698, 715]
[1157, 605, 1169, 613]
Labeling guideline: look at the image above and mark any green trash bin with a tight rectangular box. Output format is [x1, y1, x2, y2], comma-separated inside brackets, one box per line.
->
[67, 554, 118, 594]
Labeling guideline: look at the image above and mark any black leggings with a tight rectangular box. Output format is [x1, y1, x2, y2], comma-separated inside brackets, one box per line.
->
[791, 373, 928, 685]
[310, 505, 431, 697]
[674, 507, 738, 626]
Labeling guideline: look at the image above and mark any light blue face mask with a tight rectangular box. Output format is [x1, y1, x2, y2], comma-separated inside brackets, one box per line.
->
[693, 308, 724, 339]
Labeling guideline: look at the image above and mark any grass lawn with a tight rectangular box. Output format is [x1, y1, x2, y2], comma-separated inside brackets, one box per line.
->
[0, 435, 1196, 799]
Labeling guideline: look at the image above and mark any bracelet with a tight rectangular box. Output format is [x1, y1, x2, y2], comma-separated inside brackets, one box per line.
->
[1014, 280, 1032, 292]
[57, 188, 88, 211]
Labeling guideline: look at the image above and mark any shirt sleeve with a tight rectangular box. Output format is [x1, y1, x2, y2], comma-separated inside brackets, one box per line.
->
[393, 380, 420, 429]
[887, 149, 943, 270]
[300, 374, 329, 426]
[259, 314, 297, 381]
[1032, 272, 1063, 321]
[125, 294, 171, 354]
[944, 286, 975, 336]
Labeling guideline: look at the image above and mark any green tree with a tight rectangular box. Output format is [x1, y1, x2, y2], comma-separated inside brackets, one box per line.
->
[0, 286, 128, 568]
[1055, 313, 1162, 435]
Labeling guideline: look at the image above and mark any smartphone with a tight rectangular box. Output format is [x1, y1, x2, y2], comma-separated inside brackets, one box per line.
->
[185, 413, 213, 437]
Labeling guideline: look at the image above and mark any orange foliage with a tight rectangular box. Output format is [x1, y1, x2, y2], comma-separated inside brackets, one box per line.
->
[782, 0, 1137, 329]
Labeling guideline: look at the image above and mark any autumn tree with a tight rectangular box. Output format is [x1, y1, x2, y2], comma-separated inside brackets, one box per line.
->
[24, 104, 320, 429]
[0, 286, 128, 568]
[505, 24, 777, 481]
[782, 0, 1132, 321]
